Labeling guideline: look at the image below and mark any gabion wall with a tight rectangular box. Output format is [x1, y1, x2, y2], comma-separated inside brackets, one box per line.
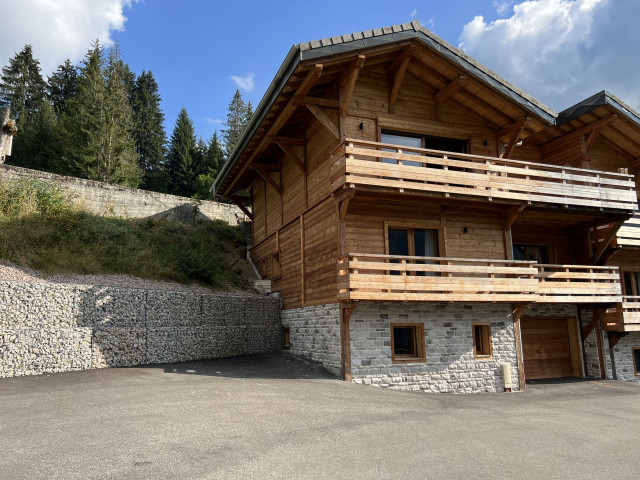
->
[0, 281, 281, 378]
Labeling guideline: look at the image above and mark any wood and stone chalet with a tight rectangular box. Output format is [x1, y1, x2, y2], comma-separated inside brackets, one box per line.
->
[214, 21, 640, 393]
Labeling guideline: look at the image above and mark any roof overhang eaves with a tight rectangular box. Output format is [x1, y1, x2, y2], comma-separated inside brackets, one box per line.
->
[557, 90, 640, 129]
[213, 45, 302, 195]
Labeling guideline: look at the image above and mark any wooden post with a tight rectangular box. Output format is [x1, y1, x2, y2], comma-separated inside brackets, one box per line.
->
[511, 304, 528, 391]
[340, 302, 355, 381]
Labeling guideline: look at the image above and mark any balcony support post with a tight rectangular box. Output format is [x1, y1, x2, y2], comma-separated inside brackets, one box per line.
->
[511, 303, 530, 392]
[340, 301, 355, 382]
[591, 221, 623, 264]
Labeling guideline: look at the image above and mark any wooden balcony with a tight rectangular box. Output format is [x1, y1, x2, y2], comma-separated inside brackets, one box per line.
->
[330, 139, 637, 212]
[337, 254, 539, 302]
[337, 254, 622, 304]
[536, 264, 622, 303]
[603, 297, 640, 332]
[614, 213, 640, 248]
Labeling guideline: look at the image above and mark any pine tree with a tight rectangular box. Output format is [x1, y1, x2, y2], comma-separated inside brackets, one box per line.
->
[64, 41, 141, 186]
[0, 45, 47, 123]
[131, 70, 167, 192]
[222, 89, 253, 157]
[166, 107, 197, 196]
[47, 59, 77, 115]
[192, 131, 225, 200]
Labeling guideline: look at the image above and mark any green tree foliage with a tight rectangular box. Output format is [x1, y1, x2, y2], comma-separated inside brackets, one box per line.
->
[222, 89, 253, 157]
[9, 100, 63, 172]
[0, 45, 47, 122]
[131, 70, 167, 191]
[166, 107, 197, 196]
[64, 42, 141, 186]
[47, 59, 77, 115]
[193, 131, 225, 200]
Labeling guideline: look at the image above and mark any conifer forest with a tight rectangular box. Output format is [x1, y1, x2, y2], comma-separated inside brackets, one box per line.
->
[0, 43, 253, 199]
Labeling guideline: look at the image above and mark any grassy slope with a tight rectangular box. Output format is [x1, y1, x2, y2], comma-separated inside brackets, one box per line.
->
[0, 178, 250, 290]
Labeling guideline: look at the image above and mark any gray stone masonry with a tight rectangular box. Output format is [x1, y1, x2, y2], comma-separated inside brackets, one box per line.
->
[0, 164, 245, 224]
[281, 304, 341, 376]
[349, 302, 520, 393]
[0, 281, 281, 378]
[611, 332, 640, 382]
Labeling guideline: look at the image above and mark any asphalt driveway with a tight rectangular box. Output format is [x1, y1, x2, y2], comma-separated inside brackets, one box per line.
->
[1, 353, 639, 480]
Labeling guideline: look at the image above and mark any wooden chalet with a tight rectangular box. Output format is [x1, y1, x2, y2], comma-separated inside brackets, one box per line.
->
[214, 21, 640, 392]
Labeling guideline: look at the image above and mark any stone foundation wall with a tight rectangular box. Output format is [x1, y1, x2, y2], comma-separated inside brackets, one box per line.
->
[0, 281, 281, 378]
[0, 164, 245, 224]
[281, 303, 341, 376]
[611, 332, 640, 381]
[349, 302, 519, 393]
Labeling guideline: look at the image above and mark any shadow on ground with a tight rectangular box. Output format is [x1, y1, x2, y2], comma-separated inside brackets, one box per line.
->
[136, 352, 337, 380]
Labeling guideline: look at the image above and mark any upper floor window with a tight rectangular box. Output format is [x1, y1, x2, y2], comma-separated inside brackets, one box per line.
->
[387, 226, 440, 276]
[380, 131, 468, 168]
[512, 244, 549, 264]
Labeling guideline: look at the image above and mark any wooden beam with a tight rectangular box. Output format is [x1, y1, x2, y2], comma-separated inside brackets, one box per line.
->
[542, 115, 617, 151]
[273, 139, 304, 169]
[254, 167, 282, 194]
[584, 128, 603, 150]
[511, 303, 529, 392]
[306, 103, 340, 140]
[582, 308, 606, 341]
[503, 204, 526, 231]
[608, 331, 627, 348]
[596, 320, 606, 379]
[340, 302, 355, 381]
[498, 116, 529, 159]
[434, 75, 466, 105]
[271, 135, 305, 146]
[339, 55, 365, 117]
[227, 194, 253, 220]
[388, 45, 415, 114]
[223, 64, 323, 196]
[297, 96, 340, 109]
[338, 189, 356, 221]
[591, 221, 623, 264]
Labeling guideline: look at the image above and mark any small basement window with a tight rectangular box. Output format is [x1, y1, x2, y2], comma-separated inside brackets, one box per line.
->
[473, 323, 493, 358]
[633, 348, 640, 377]
[272, 251, 281, 278]
[390, 323, 425, 364]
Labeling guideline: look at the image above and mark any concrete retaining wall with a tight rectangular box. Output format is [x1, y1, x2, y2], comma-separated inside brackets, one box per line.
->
[0, 164, 245, 224]
[0, 281, 281, 378]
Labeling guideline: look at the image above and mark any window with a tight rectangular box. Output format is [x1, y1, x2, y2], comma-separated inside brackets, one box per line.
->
[387, 227, 440, 276]
[283, 327, 290, 349]
[381, 131, 468, 169]
[512, 244, 549, 264]
[473, 323, 493, 358]
[622, 271, 640, 296]
[390, 323, 426, 363]
[271, 251, 281, 278]
[633, 348, 640, 377]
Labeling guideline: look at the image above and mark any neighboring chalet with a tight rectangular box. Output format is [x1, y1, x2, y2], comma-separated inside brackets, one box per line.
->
[214, 21, 640, 392]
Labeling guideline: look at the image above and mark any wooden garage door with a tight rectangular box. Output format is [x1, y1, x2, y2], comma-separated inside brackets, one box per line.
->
[521, 317, 580, 379]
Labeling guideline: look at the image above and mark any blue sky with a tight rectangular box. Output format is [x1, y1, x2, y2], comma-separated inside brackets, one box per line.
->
[2, 1, 639, 142]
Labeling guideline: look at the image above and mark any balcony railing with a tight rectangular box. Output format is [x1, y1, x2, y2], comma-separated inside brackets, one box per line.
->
[337, 254, 622, 304]
[330, 139, 637, 212]
[614, 213, 640, 248]
[603, 297, 640, 332]
[536, 264, 622, 303]
[338, 254, 539, 302]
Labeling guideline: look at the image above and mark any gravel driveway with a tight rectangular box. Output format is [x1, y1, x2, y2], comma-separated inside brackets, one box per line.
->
[1, 352, 639, 480]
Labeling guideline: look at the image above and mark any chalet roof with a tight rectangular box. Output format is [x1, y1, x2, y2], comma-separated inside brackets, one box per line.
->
[213, 21, 640, 196]
[557, 90, 640, 126]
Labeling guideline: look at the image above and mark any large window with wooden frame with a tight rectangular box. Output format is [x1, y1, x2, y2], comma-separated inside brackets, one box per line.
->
[633, 348, 640, 377]
[622, 271, 640, 296]
[390, 323, 426, 364]
[472, 323, 493, 358]
[381, 131, 468, 156]
[386, 225, 442, 276]
[512, 244, 550, 264]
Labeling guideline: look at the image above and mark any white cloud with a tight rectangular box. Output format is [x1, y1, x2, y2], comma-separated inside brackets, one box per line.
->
[230, 73, 255, 92]
[204, 117, 223, 125]
[410, 9, 418, 19]
[0, 0, 136, 77]
[458, 0, 640, 112]
[493, 1, 515, 16]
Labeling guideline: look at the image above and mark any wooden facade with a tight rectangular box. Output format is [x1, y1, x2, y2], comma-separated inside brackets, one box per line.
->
[215, 21, 640, 382]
